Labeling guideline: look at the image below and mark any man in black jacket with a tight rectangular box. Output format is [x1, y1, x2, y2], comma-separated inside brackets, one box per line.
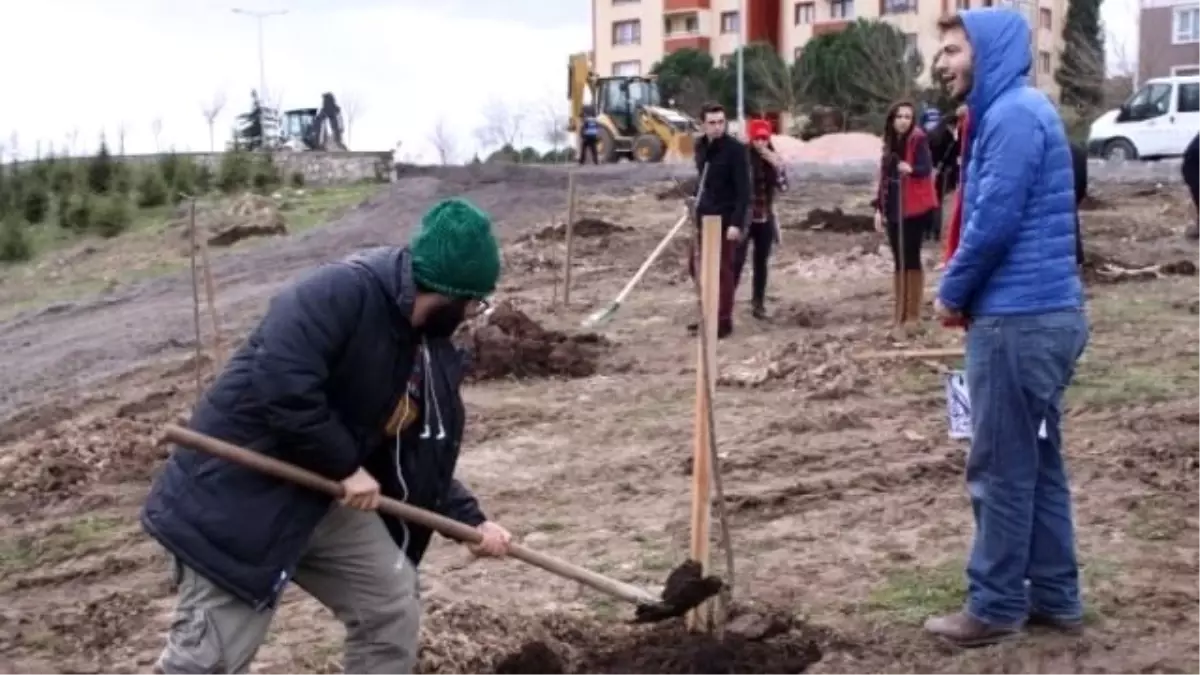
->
[689, 102, 751, 338]
[142, 198, 512, 674]
[1071, 141, 1087, 265]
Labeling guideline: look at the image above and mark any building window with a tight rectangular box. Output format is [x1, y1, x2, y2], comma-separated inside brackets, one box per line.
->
[665, 13, 699, 35]
[1038, 7, 1051, 29]
[1173, 65, 1200, 77]
[902, 32, 919, 61]
[795, 2, 815, 24]
[720, 11, 740, 33]
[830, 0, 855, 19]
[1173, 6, 1200, 43]
[1178, 82, 1200, 112]
[612, 19, 641, 45]
[613, 60, 641, 76]
[882, 0, 916, 14]
[1038, 50, 1051, 73]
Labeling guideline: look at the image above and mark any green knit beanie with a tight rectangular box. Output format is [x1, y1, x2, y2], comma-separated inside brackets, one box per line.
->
[410, 198, 501, 298]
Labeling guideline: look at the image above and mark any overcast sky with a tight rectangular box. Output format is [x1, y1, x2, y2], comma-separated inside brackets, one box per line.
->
[1, 0, 1137, 163]
[0, 0, 590, 162]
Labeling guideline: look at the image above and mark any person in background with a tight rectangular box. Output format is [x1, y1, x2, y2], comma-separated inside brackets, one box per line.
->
[579, 105, 600, 165]
[1071, 140, 1088, 267]
[1183, 133, 1199, 240]
[932, 8, 1089, 647]
[872, 100, 938, 331]
[689, 102, 751, 339]
[733, 118, 788, 320]
[927, 106, 966, 242]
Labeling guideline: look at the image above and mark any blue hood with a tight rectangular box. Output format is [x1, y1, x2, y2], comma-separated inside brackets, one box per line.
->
[961, 8, 1032, 116]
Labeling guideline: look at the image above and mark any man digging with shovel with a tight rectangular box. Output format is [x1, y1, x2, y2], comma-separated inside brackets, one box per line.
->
[142, 197, 513, 674]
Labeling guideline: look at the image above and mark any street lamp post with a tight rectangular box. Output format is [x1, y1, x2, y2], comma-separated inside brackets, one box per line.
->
[232, 8, 288, 103]
[736, 0, 746, 129]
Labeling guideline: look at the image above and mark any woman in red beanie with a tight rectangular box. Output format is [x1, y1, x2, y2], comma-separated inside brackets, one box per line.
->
[872, 101, 937, 330]
[733, 118, 788, 320]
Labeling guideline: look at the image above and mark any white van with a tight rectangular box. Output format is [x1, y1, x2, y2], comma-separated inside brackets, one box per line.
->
[1087, 74, 1200, 160]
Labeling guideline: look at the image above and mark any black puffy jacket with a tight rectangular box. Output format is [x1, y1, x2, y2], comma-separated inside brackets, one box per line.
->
[141, 247, 485, 610]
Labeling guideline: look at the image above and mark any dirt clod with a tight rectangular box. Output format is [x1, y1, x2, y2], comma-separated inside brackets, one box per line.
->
[790, 207, 874, 233]
[460, 302, 610, 380]
[493, 641, 566, 674]
[532, 218, 632, 240]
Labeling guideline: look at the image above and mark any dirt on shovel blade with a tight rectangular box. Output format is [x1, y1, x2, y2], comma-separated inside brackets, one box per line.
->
[634, 558, 724, 623]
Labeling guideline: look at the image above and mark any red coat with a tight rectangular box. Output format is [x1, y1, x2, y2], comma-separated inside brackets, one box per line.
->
[876, 129, 939, 219]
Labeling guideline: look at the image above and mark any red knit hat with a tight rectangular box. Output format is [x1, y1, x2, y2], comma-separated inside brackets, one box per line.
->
[748, 119, 772, 140]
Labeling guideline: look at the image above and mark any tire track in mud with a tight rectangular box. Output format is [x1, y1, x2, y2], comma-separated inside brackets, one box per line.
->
[0, 165, 651, 423]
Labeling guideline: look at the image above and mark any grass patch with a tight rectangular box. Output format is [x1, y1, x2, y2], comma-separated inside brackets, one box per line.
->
[1070, 357, 1199, 407]
[279, 184, 379, 234]
[0, 514, 128, 575]
[867, 560, 964, 624]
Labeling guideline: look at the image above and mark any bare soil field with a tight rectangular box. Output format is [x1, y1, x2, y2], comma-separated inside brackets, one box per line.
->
[0, 163, 1197, 673]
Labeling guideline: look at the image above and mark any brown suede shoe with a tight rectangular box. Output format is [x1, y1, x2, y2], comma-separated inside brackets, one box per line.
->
[1026, 612, 1084, 635]
[924, 611, 1021, 648]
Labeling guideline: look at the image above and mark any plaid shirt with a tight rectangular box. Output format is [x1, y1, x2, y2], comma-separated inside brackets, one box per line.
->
[750, 157, 788, 222]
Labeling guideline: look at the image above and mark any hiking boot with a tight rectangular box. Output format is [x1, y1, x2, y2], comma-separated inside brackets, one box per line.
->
[1026, 612, 1084, 635]
[923, 611, 1020, 648]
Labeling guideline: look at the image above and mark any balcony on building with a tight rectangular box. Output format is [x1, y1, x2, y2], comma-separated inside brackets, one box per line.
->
[664, 0, 711, 11]
[663, 10, 710, 53]
[812, 0, 854, 35]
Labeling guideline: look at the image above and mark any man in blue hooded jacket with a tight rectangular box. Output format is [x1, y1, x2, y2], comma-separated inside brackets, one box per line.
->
[930, 9, 1089, 647]
[141, 198, 512, 673]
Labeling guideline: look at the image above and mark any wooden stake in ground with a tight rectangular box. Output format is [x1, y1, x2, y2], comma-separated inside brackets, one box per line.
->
[196, 218, 226, 369]
[188, 199, 204, 402]
[563, 171, 577, 307]
[688, 214, 721, 631]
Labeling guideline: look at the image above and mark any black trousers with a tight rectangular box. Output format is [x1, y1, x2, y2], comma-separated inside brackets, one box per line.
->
[886, 210, 933, 271]
[579, 138, 599, 165]
[732, 219, 776, 306]
[1183, 134, 1199, 210]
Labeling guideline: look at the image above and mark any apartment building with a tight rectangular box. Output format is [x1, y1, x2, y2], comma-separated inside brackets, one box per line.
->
[593, 0, 1067, 102]
[1137, 0, 1200, 82]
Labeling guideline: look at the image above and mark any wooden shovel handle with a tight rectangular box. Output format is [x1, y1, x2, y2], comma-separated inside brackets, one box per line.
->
[162, 425, 659, 607]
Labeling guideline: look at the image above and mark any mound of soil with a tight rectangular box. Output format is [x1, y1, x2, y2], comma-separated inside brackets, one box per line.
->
[169, 193, 288, 248]
[459, 303, 610, 380]
[719, 339, 870, 400]
[531, 218, 632, 241]
[657, 177, 698, 200]
[420, 601, 825, 674]
[789, 208, 874, 233]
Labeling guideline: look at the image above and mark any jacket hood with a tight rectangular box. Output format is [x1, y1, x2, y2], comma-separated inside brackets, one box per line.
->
[343, 246, 416, 322]
[961, 8, 1031, 116]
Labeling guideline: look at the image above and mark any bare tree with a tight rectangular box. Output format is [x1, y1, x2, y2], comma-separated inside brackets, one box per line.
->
[474, 98, 526, 151]
[66, 128, 79, 156]
[151, 117, 163, 152]
[117, 121, 129, 156]
[538, 97, 569, 161]
[341, 94, 363, 146]
[201, 91, 227, 152]
[8, 132, 18, 162]
[427, 118, 458, 165]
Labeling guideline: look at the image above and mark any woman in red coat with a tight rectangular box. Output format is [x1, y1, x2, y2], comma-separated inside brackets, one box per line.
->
[872, 101, 939, 328]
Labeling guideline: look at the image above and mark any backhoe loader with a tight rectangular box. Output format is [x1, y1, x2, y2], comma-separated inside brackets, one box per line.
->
[567, 52, 698, 163]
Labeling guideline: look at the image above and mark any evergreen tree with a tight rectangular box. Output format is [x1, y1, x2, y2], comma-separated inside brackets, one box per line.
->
[236, 90, 279, 151]
[87, 136, 117, 194]
[1056, 0, 1105, 109]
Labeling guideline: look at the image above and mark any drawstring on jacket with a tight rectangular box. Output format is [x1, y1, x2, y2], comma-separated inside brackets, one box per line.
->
[419, 339, 447, 441]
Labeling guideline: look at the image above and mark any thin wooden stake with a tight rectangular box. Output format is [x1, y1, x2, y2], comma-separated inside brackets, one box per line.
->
[188, 199, 204, 403]
[853, 347, 964, 361]
[196, 220, 226, 369]
[688, 214, 721, 631]
[563, 171, 577, 306]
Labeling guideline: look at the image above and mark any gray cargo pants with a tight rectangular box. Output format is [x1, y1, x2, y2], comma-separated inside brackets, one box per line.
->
[156, 505, 420, 674]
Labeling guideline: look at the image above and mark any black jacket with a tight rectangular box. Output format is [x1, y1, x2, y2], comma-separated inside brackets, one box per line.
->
[1071, 142, 1087, 265]
[141, 247, 485, 610]
[694, 134, 751, 229]
[927, 119, 960, 199]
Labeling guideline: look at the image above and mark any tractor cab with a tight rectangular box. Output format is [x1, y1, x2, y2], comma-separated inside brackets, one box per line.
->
[280, 108, 318, 151]
[594, 76, 663, 137]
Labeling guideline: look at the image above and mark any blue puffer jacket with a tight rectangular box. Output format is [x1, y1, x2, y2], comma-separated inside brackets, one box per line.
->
[937, 8, 1083, 316]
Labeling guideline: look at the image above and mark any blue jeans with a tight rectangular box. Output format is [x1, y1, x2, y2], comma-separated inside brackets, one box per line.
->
[963, 309, 1089, 627]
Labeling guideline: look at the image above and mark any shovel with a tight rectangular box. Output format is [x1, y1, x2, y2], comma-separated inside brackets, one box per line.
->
[162, 425, 721, 623]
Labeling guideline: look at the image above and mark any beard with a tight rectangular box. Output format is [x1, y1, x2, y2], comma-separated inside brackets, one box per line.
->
[952, 68, 975, 103]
